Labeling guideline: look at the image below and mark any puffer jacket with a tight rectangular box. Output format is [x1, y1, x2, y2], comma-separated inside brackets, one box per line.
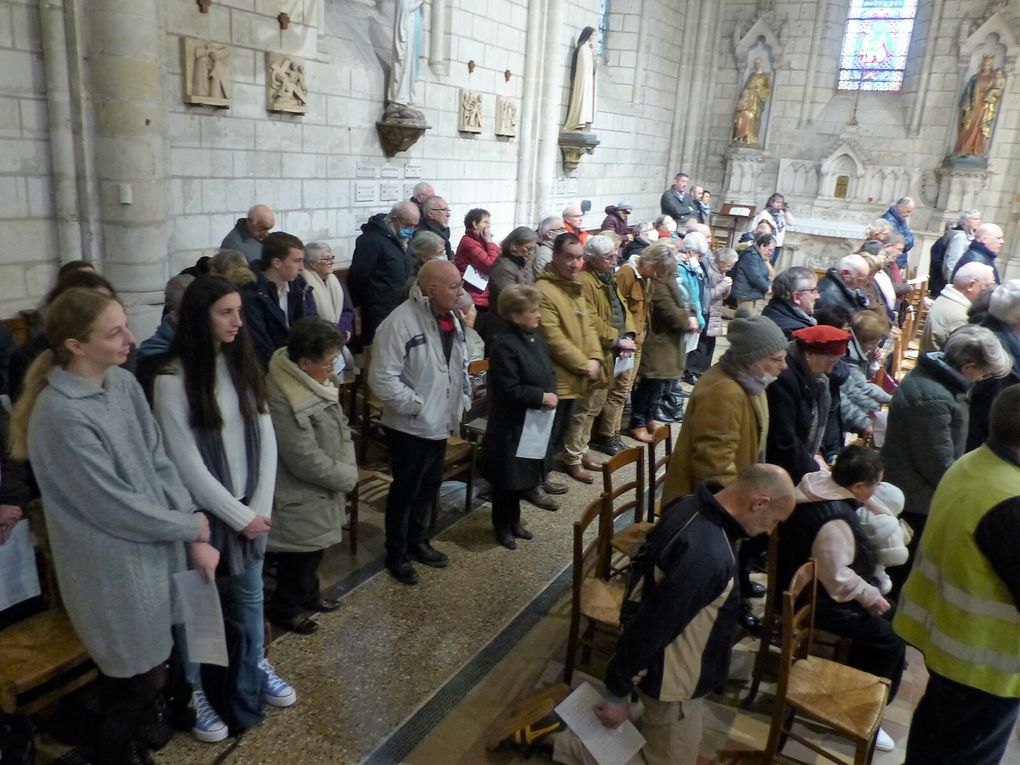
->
[703, 256, 732, 337]
[266, 349, 359, 552]
[536, 263, 601, 399]
[579, 265, 635, 387]
[840, 331, 891, 433]
[675, 259, 706, 327]
[348, 213, 414, 347]
[730, 246, 771, 301]
[600, 206, 631, 242]
[882, 352, 971, 517]
[455, 231, 501, 308]
[368, 285, 468, 440]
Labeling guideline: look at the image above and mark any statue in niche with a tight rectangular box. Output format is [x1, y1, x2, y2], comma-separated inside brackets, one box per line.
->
[267, 54, 308, 113]
[953, 54, 1005, 158]
[732, 58, 771, 145]
[387, 0, 425, 107]
[562, 26, 597, 132]
[183, 39, 230, 106]
[459, 90, 483, 133]
[496, 97, 518, 137]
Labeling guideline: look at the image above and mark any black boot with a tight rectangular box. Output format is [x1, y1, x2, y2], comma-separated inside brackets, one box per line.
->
[510, 523, 533, 540]
[495, 528, 517, 549]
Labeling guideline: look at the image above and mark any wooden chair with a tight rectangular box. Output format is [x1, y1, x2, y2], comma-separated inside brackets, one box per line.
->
[744, 528, 782, 706]
[462, 359, 490, 444]
[431, 436, 476, 530]
[346, 468, 392, 556]
[646, 425, 673, 522]
[763, 560, 890, 765]
[600, 446, 648, 562]
[563, 495, 625, 684]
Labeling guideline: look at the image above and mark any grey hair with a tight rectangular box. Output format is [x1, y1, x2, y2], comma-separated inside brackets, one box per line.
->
[989, 279, 1020, 325]
[501, 225, 539, 257]
[583, 234, 615, 261]
[412, 181, 433, 197]
[942, 324, 1013, 378]
[410, 230, 445, 262]
[304, 241, 332, 264]
[638, 240, 678, 274]
[680, 231, 709, 255]
[422, 196, 446, 213]
[837, 253, 869, 275]
[164, 274, 195, 315]
[654, 214, 676, 231]
[864, 218, 893, 239]
[537, 215, 564, 238]
[632, 220, 655, 237]
[896, 196, 914, 207]
[772, 267, 816, 303]
[957, 209, 981, 226]
[714, 247, 739, 267]
[884, 232, 905, 248]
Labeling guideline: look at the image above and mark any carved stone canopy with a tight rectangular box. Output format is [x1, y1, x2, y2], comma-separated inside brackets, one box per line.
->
[559, 131, 599, 175]
[376, 103, 430, 157]
[733, 14, 785, 70]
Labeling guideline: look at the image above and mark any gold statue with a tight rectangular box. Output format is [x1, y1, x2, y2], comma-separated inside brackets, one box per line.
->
[733, 58, 772, 146]
[953, 54, 1005, 158]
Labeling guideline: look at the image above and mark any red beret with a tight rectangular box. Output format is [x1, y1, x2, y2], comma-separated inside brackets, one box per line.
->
[792, 325, 851, 356]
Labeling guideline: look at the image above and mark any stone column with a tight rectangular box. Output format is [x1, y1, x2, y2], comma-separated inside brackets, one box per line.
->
[85, 0, 169, 335]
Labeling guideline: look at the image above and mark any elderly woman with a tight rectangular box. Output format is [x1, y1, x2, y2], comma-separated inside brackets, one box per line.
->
[686, 245, 736, 382]
[403, 230, 446, 299]
[455, 208, 501, 311]
[303, 242, 354, 341]
[479, 285, 558, 549]
[630, 240, 689, 442]
[209, 248, 256, 289]
[883, 324, 1011, 598]
[266, 318, 359, 634]
[967, 280, 1020, 450]
[730, 232, 774, 315]
[622, 220, 657, 262]
[487, 226, 539, 342]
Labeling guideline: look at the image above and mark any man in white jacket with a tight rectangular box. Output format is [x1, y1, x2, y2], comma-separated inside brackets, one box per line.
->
[369, 259, 468, 584]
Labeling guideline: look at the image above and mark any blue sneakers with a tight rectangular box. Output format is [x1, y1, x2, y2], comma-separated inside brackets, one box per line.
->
[258, 658, 297, 707]
[190, 689, 228, 743]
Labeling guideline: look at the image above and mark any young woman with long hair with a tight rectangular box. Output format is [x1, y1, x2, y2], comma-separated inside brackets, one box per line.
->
[10, 288, 217, 764]
[152, 275, 294, 743]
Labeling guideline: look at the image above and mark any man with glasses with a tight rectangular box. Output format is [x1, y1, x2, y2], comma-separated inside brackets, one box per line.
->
[561, 205, 589, 245]
[816, 253, 870, 318]
[221, 203, 276, 266]
[417, 196, 454, 260]
[763, 266, 821, 339]
[532, 215, 567, 278]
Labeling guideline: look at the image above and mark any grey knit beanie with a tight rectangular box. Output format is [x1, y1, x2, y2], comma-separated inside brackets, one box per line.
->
[727, 315, 788, 365]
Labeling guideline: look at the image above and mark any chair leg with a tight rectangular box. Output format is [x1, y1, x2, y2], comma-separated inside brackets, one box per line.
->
[463, 462, 475, 514]
[763, 697, 791, 763]
[743, 607, 779, 707]
[563, 614, 581, 684]
[357, 387, 369, 465]
[349, 487, 359, 557]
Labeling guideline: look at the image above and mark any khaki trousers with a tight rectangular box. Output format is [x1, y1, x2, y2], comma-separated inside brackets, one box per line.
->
[560, 384, 610, 465]
[551, 693, 704, 765]
[596, 348, 641, 438]
[736, 298, 766, 316]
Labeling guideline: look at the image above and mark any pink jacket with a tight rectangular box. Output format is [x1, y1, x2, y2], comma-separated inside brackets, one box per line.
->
[455, 232, 501, 308]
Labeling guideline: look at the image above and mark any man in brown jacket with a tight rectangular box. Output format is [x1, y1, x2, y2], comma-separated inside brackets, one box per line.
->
[537, 233, 604, 484]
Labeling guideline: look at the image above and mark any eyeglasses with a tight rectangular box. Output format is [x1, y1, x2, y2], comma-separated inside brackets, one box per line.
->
[430, 208, 451, 213]
[314, 354, 339, 372]
[794, 288, 820, 295]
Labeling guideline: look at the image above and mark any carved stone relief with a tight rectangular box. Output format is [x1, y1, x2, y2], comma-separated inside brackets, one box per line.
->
[458, 89, 483, 133]
[495, 97, 518, 137]
[266, 53, 308, 113]
[182, 38, 230, 107]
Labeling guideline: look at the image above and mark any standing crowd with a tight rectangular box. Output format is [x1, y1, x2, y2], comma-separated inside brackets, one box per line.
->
[1, 175, 1019, 765]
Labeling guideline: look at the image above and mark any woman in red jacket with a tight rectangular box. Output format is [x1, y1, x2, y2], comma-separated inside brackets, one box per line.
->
[455, 208, 501, 313]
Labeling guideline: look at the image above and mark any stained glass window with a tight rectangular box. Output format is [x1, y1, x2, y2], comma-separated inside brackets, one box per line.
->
[598, 0, 610, 57]
[837, 0, 918, 91]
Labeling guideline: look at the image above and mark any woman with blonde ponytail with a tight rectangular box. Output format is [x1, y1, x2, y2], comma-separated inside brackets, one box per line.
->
[11, 288, 218, 765]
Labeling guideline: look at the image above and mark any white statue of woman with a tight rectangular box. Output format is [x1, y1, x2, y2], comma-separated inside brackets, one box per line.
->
[387, 0, 425, 106]
[562, 27, 597, 132]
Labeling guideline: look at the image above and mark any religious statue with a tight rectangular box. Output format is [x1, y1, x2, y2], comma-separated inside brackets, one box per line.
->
[267, 54, 308, 113]
[953, 54, 1005, 159]
[387, 0, 425, 106]
[459, 90, 483, 133]
[732, 58, 771, 146]
[496, 96, 518, 137]
[183, 38, 230, 107]
[562, 27, 597, 132]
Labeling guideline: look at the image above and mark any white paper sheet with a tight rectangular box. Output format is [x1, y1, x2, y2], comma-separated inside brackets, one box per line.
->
[614, 354, 635, 377]
[173, 569, 229, 667]
[463, 264, 489, 290]
[515, 407, 556, 459]
[0, 521, 42, 611]
[872, 410, 889, 448]
[683, 331, 700, 354]
[554, 682, 646, 765]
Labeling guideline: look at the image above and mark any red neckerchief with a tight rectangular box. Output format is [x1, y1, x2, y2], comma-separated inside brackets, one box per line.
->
[437, 311, 455, 332]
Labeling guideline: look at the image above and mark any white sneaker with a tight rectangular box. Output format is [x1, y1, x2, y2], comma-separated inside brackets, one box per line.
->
[190, 689, 228, 743]
[875, 726, 895, 752]
[258, 657, 297, 707]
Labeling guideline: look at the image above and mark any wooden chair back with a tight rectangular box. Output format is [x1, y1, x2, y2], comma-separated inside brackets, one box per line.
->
[601, 446, 646, 526]
[744, 527, 781, 706]
[462, 359, 490, 443]
[646, 426, 673, 522]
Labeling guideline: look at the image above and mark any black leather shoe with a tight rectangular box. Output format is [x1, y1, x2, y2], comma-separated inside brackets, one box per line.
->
[739, 606, 762, 636]
[271, 614, 319, 634]
[510, 523, 533, 540]
[387, 559, 419, 584]
[495, 529, 517, 549]
[524, 486, 560, 511]
[747, 582, 767, 599]
[542, 480, 568, 495]
[305, 598, 342, 613]
[409, 543, 449, 568]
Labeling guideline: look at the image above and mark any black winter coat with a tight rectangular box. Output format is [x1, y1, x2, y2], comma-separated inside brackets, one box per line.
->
[816, 268, 866, 316]
[766, 346, 828, 483]
[762, 299, 814, 339]
[967, 315, 1020, 451]
[348, 213, 414, 347]
[479, 324, 556, 491]
[730, 247, 771, 301]
[241, 275, 317, 369]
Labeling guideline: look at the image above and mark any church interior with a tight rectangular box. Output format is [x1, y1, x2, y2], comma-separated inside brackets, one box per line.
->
[3, 0, 1020, 762]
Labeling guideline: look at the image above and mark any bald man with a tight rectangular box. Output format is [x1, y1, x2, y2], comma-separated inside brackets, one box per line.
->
[222, 203, 276, 265]
[816, 253, 870, 317]
[348, 201, 421, 348]
[920, 262, 996, 353]
[369, 258, 467, 585]
[951, 222, 1004, 285]
[410, 181, 435, 216]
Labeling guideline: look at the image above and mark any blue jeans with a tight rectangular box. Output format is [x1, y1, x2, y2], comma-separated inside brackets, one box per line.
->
[183, 540, 267, 690]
